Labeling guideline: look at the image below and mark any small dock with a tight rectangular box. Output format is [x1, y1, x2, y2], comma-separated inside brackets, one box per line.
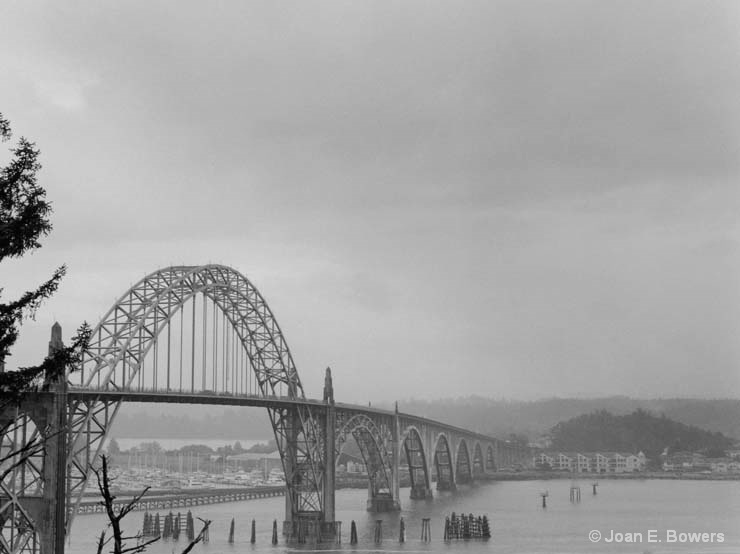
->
[75, 486, 284, 515]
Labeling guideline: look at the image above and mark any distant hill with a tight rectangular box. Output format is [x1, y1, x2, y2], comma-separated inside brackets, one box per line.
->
[389, 396, 740, 441]
[549, 409, 734, 458]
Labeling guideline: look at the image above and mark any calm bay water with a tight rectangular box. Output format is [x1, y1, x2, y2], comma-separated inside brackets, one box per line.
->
[67, 480, 740, 554]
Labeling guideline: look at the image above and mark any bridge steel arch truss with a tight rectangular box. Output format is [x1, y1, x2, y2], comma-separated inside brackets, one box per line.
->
[66, 265, 326, 533]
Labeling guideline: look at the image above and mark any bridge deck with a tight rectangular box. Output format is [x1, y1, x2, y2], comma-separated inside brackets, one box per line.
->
[68, 388, 497, 443]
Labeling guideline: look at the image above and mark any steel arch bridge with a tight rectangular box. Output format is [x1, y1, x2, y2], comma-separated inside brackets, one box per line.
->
[0, 265, 528, 554]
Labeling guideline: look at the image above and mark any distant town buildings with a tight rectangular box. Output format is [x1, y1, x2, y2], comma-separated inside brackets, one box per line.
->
[535, 448, 740, 475]
[337, 452, 367, 475]
[534, 451, 647, 473]
[661, 451, 740, 473]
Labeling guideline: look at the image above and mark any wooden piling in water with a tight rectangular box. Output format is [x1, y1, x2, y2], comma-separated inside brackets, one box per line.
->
[250, 519, 256, 543]
[374, 520, 383, 544]
[399, 517, 405, 543]
[272, 520, 278, 545]
[228, 518, 235, 543]
[481, 515, 491, 539]
[163, 513, 171, 539]
[186, 511, 194, 541]
[350, 521, 358, 545]
[592, 482, 598, 495]
[421, 518, 431, 542]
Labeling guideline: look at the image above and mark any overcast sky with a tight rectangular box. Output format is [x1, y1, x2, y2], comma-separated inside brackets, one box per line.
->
[1, 1, 739, 403]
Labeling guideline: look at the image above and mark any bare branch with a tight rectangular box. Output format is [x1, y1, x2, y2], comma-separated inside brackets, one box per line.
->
[180, 519, 211, 554]
[0, 435, 44, 482]
[116, 486, 151, 520]
[119, 536, 160, 554]
[96, 530, 107, 554]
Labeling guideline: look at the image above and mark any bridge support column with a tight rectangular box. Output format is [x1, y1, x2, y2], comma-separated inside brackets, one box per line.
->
[51, 378, 69, 554]
[391, 403, 400, 508]
[283, 408, 297, 527]
[322, 368, 336, 524]
[0, 324, 70, 554]
[0, 381, 69, 554]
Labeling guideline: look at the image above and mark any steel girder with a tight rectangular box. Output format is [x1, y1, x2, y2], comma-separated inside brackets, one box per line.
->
[65, 265, 324, 533]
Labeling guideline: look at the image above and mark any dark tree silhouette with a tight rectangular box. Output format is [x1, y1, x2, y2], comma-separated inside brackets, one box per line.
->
[0, 111, 90, 402]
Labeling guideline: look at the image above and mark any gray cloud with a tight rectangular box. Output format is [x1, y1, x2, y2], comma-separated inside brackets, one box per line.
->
[1, 0, 738, 400]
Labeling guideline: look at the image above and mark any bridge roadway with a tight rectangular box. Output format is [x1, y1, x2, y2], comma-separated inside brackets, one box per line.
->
[67, 387, 498, 444]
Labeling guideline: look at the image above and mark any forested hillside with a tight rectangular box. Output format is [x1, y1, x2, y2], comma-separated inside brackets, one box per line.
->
[549, 409, 734, 458]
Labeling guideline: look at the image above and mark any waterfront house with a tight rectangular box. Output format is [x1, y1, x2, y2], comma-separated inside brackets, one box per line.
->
[576, 453, 591, 472]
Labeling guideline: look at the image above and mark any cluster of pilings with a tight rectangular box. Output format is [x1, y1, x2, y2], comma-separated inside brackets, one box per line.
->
[142, 510, 198, 542]
[141, 512, 160, 537]
[443, 513, 491, 540]
[541, 483, 602, 508]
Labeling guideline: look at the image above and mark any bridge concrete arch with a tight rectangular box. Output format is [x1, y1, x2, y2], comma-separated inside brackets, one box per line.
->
[432, 432, 456, 491]
[335, 412, 398, 511]
[486, 443, 497, 471]
[453, 438, 473, 485]
[472, 441, 485, 477]
[400, 425, 432, 500]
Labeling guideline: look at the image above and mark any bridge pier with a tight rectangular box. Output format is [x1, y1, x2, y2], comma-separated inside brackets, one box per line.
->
[0, 324, 68, 554]
[390, 404, 401, 508]
[0, 383, 68, 554]
[322, 368, 336, 524]
[409, 484, 434, 499]
[282, 369, 340, 543]
[367, 494, 400, 512]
